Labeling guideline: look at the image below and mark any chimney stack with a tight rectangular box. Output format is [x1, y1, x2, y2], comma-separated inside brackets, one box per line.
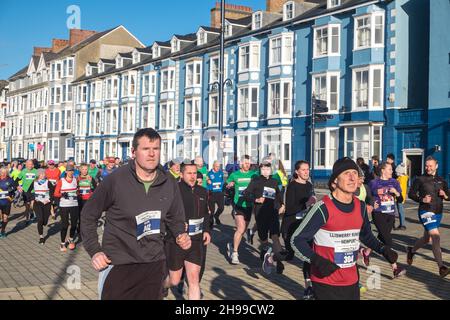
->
[69, 29, 97, 47]
[51, 39, 70, 53]
[33, 47, 52, 57]
[211, 2, 253, 28]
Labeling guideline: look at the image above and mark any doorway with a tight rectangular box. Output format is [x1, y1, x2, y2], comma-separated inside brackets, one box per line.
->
[403, 149, 424, 184]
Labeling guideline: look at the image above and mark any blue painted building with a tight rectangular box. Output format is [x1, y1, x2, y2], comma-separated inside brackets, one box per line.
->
[70, 0, 447, 182]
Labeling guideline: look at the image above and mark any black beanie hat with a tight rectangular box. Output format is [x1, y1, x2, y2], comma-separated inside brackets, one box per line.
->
[328, 157, 360, 191]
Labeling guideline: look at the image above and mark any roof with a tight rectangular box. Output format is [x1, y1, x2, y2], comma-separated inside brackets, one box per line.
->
[226, 16, 252, 26]
[118, 52, 132, 58]
[42, 51, 58, 62]
[8, 66, 28, 81]
[154, 41, 171, 47]
[88, 62, 98, 66]
[199, 26, 221, 34]
[0, 80, 8, 92]
[136, 46, 153, 54]
[32, 56, 40, 69]
[174, 33, 197, 42]
[99, 59, 115, 64]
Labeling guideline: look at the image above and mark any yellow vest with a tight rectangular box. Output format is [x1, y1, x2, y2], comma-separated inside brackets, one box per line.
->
[277, 170, 288, 187]
[397, 175, 409, 204]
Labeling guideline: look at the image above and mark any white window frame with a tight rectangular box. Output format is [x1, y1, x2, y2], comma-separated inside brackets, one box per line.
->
[237, 132, 259, 162]
[314, 127, 339, 169]
[268, 80, 292, 118]
[284, 1, 295, 21]
[252, 12, 262, 30]
[197, 30, 206, 46]
[237, 85, 259, 121]
[184, 134, 201, 161]
[327, 0, 341, 9]
[313, 24, 340, 58]
[209, 54, 228, 84]
[159, 103, 174, 130]
[185, 61, 202, 88]
[184, 98, 201, 129]
[312, 72, 340, 113]
[344, 125, 383, 163]
[354, 12, 385, 51]
[269, 33, 294, 66]
[238, 42, 260, 73]
[352, 64, 384, 110]
[208, 93, 227, 127]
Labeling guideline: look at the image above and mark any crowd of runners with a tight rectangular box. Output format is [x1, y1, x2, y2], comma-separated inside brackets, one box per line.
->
[0, 128, 448, 300]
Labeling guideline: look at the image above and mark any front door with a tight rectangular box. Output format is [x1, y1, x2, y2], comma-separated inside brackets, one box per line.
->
[403, 149, 424, 184]
[121, 142, 130, 161]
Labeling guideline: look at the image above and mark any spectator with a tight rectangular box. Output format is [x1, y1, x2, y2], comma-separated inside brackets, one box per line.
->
[357, 158, 371, 185]
[386, 153, 398, 179]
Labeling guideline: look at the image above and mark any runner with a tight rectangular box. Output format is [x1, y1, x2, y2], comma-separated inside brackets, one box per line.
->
[168, 159, 181, 182]
[46, 160, 61, 219]
[33, 169, 54, 244]
[99, 158, 116, 183]
[225, 155, 258, 265]
[54, 164, 80, 252]
[207, 160, 225, 226]
[16, 160, 38, 223]
[365, 162, 406, 278]
[81, 128, 191, 300]
[282, 160, 317, 299]
[407, 156, 449, 278]
[77, 164, 96, 240]
[0, 167, 17, 238]
[291, 157, 400, 300]
[88, 160, 101, 184]
[242, 160, 285, 274]
[194, 156, 208, 189]
[165, 162, 211, 300]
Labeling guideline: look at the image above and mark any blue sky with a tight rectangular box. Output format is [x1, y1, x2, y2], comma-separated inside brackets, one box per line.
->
[0, 0, 265, 80]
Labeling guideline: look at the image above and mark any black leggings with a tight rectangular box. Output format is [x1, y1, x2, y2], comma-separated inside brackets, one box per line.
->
[281, 214, 301, 256]
[372, 212, 395, 247]
[60, 206, 79, 243]
[33, 202, 51, 236]
[208, 192, 224, 218]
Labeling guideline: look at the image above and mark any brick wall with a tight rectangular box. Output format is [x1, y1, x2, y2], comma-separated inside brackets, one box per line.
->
[51, 39, 69, 53]
[69, 29, 97, 47]
[210, 2, 253, 28]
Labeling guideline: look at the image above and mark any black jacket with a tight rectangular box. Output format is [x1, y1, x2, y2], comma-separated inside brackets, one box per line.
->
[409, 174, 449, 214]
[80, 160, 186, 266]
[172, 180, 210, 242]
[243, 175, 282, 216]
[285, 180, 314, 217]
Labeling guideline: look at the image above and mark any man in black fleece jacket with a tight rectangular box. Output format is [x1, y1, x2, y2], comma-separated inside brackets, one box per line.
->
[81, 128, 191, 300]
[165, 162, 211, 300]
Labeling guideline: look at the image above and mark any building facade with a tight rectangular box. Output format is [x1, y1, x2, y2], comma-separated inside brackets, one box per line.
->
[6, 0, 449, 181]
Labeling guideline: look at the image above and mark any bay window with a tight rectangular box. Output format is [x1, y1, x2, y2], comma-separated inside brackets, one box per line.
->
[345, 125, 382, 163]
[354, 13, 385, 50]
[238, 87, 258, 120]
[314, 128, 339, 168]
[352, 65, 384, 110]
[314, 24, 340, 58]
[268, 81, 292, 117]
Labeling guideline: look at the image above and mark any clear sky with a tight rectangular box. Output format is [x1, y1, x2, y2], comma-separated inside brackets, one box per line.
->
[0, 0, 266, 80]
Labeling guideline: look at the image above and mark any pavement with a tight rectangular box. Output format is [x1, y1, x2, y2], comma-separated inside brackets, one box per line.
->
[0, 191, 449, 300]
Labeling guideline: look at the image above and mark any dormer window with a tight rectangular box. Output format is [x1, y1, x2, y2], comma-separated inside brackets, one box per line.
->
[98, 62, 104, 73]
[172, 38, 180, 52]
[284, 2, 295, 21]
[133, 52, 140, 64]
[253, 12, 262, 30]
[198, 31, 206, 46]
[116, 57, 122, 69]
[86, 66, 92, 77]
[328, 0, 341, 9]
[153, 45, 160, 58]
[225, 22, 232, 37]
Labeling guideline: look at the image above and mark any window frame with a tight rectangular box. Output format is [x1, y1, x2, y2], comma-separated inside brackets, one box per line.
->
[313, 24, 341, 58]
[354, 12, 385, 51]
[352, 64, 384, 110]
[267, 80, 293, 118]
[314, 127, 339, 169]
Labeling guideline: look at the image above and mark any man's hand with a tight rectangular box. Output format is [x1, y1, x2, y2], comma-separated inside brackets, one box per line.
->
[367, 204, 374, 215]
[278, 205, 286, 215]
[422, 195, 432, 204]
[255, 197, 265, 204]
[176, 233, 192, 250]
[91, 252, 111, 271]
[389, 188, 399, 197]
[439, 190, 448, 199]
[227, 182, 235, 188]
[207, 179, 212, 185]
[203, 232, 211, 246]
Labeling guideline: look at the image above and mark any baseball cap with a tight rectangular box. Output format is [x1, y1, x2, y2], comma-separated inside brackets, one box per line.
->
[48, 160, 55, 165]
[90, 159, 97, 164]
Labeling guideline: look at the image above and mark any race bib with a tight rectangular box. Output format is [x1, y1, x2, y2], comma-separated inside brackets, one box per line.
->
[212, 182, 222, 191]
[420, 211, 438, 226]
[79, 187, 90, 195]
[380, 200, 395, 214]
[68, 191, 78, 201]
[188, 217, 204, 236]
[35, 192, 49, 199]
[238, 186, 247, 197]
[49, 179, 57, 185]
[0, 191, 8, 200]
[136, 211, 161, 240]
[315, 229, 361, 269]
[25, 173, 36, 180]
[263, 187, 276, 200]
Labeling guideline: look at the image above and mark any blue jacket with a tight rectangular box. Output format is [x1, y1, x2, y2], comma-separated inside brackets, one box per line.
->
[207, 169, 225, 193]
[0, 177, 16, 207]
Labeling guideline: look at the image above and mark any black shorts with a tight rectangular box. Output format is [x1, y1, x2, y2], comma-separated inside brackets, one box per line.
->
[23, 191, 35, 203]
[0, 204, 11, 216]
[166, 240, 204, 271]
[256, 210, 280, 242]
[235, 205, 253, 222]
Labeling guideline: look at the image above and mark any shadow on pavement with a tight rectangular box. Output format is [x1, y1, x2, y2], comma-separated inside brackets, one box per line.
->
[403, 263, 450, 300]
[209, 267, 272, 300]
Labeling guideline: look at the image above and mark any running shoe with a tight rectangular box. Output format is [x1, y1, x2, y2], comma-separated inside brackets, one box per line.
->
[262, 248, 274, 274]
[260, 247, 268, 261]
[406, 246, 415, 266]
[214, 214, 222, 226]
[360, 248, 370, 267]
[67, 239, 76, 250]
[60, 243, 67, 252]
[246, 229, 254, 245]
[231, 252, 240, 265]
[439, 266, 449, 278]
[39, 238, 45, 245]
[393, 266, 406, 278]
[303, 286, 314, 300]
[276, 261, 285, 275]
[0, 232, 6, 239]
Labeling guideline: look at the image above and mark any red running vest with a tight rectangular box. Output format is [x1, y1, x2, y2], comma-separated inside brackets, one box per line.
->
[311, 195, 363, 287]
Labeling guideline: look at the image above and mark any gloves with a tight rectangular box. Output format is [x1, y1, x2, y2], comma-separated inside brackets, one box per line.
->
[311, 254, 340, 278]
[381, 246, 398, 264]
